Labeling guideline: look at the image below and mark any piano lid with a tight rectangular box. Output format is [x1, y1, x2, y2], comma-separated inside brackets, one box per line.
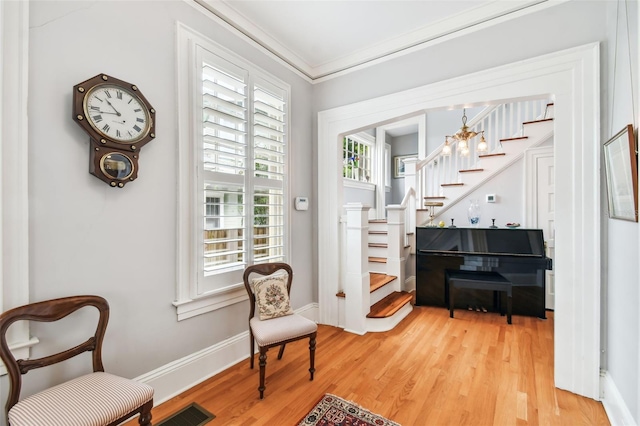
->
[416, 227, 546, 257]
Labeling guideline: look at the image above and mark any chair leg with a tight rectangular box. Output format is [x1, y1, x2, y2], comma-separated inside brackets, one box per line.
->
[277, 343, 286, 359]
[138, 400, 153, 426]
[250, 331, 255, 369]
[309, 332, 316, 380]
[259, 347, 268, 399]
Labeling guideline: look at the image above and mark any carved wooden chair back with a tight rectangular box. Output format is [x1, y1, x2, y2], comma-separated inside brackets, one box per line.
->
[0, 295, 154, 426]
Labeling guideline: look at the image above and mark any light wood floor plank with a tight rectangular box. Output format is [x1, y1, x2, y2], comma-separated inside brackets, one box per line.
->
[125, 307, 609, 425]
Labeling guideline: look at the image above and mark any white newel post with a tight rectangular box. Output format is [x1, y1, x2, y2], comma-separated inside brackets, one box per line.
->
[385, 205, 406, 292]
[344, 203, 371, 335]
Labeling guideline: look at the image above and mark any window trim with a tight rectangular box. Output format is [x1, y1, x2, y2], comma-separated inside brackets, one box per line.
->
[175, 22, 291, 320]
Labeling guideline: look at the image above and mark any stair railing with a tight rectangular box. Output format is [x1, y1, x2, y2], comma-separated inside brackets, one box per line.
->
[416, 99, 551, 201]
[399, 158, 418, 248]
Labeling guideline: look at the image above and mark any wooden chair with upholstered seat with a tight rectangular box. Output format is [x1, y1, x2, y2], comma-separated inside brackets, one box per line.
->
[0, 295, 154, 426]
[243, 263, 317, 399]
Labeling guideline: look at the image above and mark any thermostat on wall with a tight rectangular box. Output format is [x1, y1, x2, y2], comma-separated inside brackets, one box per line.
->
[486, 194, 496, 203]
[295, 197, 309, 211]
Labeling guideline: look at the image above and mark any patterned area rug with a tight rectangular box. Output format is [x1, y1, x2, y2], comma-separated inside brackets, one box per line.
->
[298, 394, 401, 426]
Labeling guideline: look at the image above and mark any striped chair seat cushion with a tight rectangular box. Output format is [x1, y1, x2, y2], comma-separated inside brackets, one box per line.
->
[8, 372, 154, 426]
[250, 313, 317, 346]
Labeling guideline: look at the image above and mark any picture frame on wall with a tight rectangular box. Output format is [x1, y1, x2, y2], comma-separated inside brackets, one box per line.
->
[393, 154, 417, 178]
[603, 124, 638, 222]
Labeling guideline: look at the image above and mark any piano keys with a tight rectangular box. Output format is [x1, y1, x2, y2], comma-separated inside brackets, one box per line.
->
[416, 227, 552, 318]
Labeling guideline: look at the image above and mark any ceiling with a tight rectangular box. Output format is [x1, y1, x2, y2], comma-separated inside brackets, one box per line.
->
[194, 0, 554, 81]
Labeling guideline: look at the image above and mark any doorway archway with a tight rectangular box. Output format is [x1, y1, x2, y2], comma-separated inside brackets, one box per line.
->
[317, 44, 601, 399]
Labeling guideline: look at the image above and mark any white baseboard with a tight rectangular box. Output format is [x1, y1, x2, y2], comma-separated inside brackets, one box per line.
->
[600, 370, 637, 425]
[135, 303, 318, 404]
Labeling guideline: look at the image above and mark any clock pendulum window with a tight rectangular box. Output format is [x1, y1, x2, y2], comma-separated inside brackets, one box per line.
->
[72, 73, 156, 188]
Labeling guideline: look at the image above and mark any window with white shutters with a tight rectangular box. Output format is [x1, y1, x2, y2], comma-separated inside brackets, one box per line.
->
[176, 24, 290, 319]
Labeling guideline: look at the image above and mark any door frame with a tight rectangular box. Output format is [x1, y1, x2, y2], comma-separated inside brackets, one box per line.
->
[524, 145, 555, 226]
[525, 145, 555, 309]
[317, 43, 601, 399]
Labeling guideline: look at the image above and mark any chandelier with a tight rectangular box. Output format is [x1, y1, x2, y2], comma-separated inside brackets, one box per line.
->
[452, 109, 478, 154]
[442, 109, 486, 157]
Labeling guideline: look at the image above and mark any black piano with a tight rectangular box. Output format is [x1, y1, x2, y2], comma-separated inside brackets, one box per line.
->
[416, 227, 552, 318]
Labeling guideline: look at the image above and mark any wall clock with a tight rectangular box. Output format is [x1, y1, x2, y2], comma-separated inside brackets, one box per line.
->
[72, 73, 156, 187]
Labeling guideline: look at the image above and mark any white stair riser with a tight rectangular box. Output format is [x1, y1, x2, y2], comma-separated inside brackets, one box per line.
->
[368, 262, 387, 274]
[370, 279, 398, 305]
[368, 233, 388, 244]
[365, 303, 413, 333]
[368, 222, 388, 233]
[368, 246, 388, 257]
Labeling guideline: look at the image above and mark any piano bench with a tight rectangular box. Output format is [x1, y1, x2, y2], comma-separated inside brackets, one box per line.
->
[446, 272, 513, 324]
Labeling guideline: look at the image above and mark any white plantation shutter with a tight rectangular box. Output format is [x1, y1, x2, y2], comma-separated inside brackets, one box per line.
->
[252, 79, 286, 264]
[195, 45, 289, 294]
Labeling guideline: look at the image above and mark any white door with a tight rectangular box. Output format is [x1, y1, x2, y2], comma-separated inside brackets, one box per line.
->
[536, 154, 555, 309]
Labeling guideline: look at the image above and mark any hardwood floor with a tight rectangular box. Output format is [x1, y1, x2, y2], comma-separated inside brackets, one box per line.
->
[126, 306, 610, 425]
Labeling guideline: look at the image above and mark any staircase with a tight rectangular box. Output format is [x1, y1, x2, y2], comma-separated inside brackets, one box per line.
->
[366, 219, 413, 332]
[338, 207, 413, 334]
[413, 100, 554, 221]
[339, 99, 554, 335]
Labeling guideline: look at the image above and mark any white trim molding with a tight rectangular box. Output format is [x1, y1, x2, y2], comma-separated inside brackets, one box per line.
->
[318, 43, 601, 399]
[191, 0, 568, 82]
[135, 303, 318, 403]
[0, 0, 32, 375]
[600, 370, 636, 425]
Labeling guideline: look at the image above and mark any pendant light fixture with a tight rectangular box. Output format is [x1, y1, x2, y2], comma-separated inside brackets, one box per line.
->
[442, 136, 452, 156]
[477, 131, 488, 153]
[452, 109, 478, 153]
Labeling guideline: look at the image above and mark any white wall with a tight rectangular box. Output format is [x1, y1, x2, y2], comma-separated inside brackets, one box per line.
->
[602, 0, 639, 423]
[436, 159, 528, 229]
[0, 0, 314, 412]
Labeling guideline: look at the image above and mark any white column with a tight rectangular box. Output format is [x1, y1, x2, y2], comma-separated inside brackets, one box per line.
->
[343, 203, 370, 335]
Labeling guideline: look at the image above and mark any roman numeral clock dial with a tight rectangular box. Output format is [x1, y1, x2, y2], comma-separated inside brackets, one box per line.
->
[73, 74, 156, 187]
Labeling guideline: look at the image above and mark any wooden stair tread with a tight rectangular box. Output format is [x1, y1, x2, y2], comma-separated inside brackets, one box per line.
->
[369, 219, 387, 223]
[424, 196, 446, 199]
[500, 136, 528, 142]
[367, 291, 413, 318]
[479, 153, 506, 158]
[336, 273, 397, 297]
[459, 168, 483, 173]
[369, 273, 396, 293]
[523, 117, 554, 125]
[424, 201, 444, 207]
[441, 183, 464, 187]
[368, 230, 387, 235]
[368, 243, 387, 248]
[368, 257, 387, 263]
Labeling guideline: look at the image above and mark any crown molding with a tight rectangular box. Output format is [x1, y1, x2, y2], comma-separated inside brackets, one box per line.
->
[191, 0, 569, 83]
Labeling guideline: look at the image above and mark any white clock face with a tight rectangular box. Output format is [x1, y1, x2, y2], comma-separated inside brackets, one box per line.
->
[84, 84, 151, 143]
